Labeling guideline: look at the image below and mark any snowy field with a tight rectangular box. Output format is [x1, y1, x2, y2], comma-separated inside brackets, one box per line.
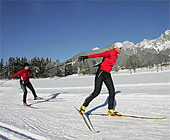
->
[0, 67, 170, 140]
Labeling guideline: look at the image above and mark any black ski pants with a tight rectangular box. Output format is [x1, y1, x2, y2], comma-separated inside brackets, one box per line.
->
[83, 68, 115, 109]
[20, 81, 37, 103]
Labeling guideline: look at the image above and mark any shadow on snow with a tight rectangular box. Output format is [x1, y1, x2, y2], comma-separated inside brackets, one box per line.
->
[84, 91, 121, 132]
[29, 93, 62, 106]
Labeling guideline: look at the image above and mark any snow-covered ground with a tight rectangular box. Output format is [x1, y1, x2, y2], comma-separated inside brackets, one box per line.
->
[0, 67, 170, 140]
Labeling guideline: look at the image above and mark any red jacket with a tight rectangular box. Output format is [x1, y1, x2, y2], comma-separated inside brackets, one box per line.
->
[10, 69, 32, 83]
[88, 49, 119, 73]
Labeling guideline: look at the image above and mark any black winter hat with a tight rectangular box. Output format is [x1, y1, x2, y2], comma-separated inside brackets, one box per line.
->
[24, 63, 30, 67]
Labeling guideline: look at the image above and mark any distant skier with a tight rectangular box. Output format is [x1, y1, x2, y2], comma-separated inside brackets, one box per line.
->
[10, 63, 42, 106]
[78, 42, 123, 116]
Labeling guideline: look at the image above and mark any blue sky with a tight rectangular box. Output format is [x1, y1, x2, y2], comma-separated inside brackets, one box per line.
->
[1, 0, 170, 63]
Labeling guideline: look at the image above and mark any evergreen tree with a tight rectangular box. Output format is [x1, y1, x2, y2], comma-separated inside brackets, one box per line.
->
[0, 59, 4, 79]
[21, 57, 28, 67]
[55, 59, 63, 77]
[65, 60, 73, 76]
[46, 60, 55, 78]
[8, 57, 15, 78]
[13, 57, 21, 73]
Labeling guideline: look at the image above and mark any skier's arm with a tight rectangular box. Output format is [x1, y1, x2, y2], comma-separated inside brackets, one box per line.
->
[78, 51, 110, 62]
[10, 70, 22, 78]
[87, 51, 110, 58]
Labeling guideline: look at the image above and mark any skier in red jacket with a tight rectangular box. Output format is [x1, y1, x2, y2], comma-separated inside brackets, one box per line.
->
[10, 63, 41, 106]
[78, 42, 123, 116]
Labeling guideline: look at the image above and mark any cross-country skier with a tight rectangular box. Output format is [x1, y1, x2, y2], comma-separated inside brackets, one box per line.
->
[78, 42, 123, 116]
[10, 63, 42, 106]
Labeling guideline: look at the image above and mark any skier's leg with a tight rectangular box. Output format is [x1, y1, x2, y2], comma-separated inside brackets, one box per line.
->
[27, 82, 37, 99]
[21, 83, 27, 104]
[104, 74, 115, 109]
[104, 74, 120, 115]
[83, 69, 104, 107]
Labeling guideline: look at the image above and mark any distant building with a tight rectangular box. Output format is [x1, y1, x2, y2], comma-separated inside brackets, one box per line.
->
[121, 66, 126, 70]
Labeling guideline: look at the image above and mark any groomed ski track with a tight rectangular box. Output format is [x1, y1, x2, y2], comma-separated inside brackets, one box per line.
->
[0, 68, 170, 140]
[0, 121, 48, 140]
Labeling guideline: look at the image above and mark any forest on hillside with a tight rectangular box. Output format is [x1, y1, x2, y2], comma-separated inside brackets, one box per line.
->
[0, 49, 169, 79]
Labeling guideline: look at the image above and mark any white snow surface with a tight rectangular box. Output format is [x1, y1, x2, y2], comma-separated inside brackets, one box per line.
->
[0, 67, 170, 140]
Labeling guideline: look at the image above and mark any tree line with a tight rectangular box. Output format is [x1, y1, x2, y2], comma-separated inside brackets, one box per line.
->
[0, 50, 169, 79]
[125, 49, 170, 73]
[0, 57, 63, 79]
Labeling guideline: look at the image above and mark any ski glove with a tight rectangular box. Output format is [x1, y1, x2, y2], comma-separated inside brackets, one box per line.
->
[78, 56, 88, 62]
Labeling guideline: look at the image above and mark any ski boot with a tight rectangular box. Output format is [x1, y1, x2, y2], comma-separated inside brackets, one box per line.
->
[23, 103, 28, 107]
[108, 109, 121, 116]
[79, 105, 86, 115]
[34, 97, 43, 100]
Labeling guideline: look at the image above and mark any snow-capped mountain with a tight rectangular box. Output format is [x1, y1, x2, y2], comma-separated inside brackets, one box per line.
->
[124, 30, 170, 52]
[69, 30, 170, 67]
[92, 47, 100, 51]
